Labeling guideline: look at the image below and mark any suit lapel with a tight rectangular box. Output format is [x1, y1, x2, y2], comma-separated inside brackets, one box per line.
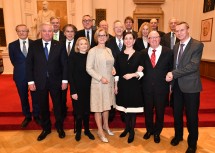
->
[49, 40, 58, 60]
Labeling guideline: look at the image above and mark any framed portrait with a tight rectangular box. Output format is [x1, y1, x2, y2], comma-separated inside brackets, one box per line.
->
[200, 18, 213, 42]
[203, 0, 215, 13]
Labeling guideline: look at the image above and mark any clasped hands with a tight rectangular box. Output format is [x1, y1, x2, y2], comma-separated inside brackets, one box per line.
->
[166, 72, 173, 82]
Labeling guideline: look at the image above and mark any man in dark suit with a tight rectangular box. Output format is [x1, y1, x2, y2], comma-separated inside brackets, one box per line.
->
[8, 24, 41, 128]
[142, 31, 173, 143]
[75, 15, 97, 48]
[26, 23, 68, 141]
[99, 20, 113, 40]
[150, 18, 165, 38]
[166, 22, 203, 153]
[50, 17, 65, 42]
[123, 16, 138, 38]
[161, 17, 180, 50]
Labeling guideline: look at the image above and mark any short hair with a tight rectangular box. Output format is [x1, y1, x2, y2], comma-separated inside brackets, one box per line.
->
[15, 24, 29, 32]
[176, 21, 190, 29]
[94, 28, 109, 43]
[138, 22, 150, 37]
[82, 14, 92, 20]
[62, 24, 77, 34]
[113, 20, 123, 28]
[39, 22, 54, 32]
[50, 16, 60, 22]
[124, 16, 134, 23]
[74, 37, 90, 53]
[123, 31, 136, 40]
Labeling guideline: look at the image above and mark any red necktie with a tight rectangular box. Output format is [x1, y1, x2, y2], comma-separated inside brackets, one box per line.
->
[151, 49, 156, 68]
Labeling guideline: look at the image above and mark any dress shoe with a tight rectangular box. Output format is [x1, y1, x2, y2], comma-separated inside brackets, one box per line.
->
[84, 131, 95, 140]
[21, 117, 32, 128]
[119, 129, 129, 138]
[127, 131, 135, 143]
[57, 129, 65, 138]
[37, 130, 51, 141]
[143, 132, 153, 140]
[34, 116, 41, 125]
[97, 133, 108, 143]
[185, 147, 197, 153]
[170, 137, 183, 146]
[154, 134, 160, 143]
[103, 128, 114, 136]
[75, 131, 81, 141]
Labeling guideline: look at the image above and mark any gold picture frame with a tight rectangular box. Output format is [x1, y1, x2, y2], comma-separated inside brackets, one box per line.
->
[200, 18, 213, 42]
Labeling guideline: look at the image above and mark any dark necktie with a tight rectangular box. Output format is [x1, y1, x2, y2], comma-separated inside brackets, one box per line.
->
[118, 39, 122, 51]
[67, 42, 71, 55]
[177, 44, 185, 64]
[170, 32, 175, 49]
[44, 43, 49, 60]
[22, 41, 27, 57]
[86, 31, 90, 44]
[151, 49, 156, 68]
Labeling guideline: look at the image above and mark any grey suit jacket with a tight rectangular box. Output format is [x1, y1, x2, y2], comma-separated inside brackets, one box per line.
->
[172, 38, 204, 93]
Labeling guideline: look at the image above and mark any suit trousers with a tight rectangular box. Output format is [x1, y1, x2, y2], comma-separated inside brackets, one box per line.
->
[15, 81, 40, 118]
[61, 88, 68, 117]
[143, 92, 167, 135]
[173, 80, 200, 147]
[36, 78, 63, 131]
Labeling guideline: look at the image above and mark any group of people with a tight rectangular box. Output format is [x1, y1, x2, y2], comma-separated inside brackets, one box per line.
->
[8, 14, 203, 153]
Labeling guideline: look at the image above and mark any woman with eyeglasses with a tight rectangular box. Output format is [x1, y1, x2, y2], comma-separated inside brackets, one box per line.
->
[86, 28, 115, 143]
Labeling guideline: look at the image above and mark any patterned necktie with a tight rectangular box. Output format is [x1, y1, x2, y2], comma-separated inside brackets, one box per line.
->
[22, 41, 27, 57]
[53, 33, 58, 41]
[151, 49, 156, 68]
[86, 31, 90, 44]
[170, 32, 175, 49]
[44, 43, 49, 60]
[118, 39, 122, 51]
[177, 44, 185, 64]
[67, 42, 71, 55]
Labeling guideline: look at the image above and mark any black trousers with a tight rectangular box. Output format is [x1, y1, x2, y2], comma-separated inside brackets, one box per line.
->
[61, 88, 68, 117]
[37, 78, 63, 131]
[143, 92, 167, 135]
[173, 80, 200, 147]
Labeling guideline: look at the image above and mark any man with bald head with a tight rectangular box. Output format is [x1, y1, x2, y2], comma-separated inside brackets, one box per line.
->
[141, 31, 173, 143]
[150, 18, 165, 38]
[99, 20, 113, 39]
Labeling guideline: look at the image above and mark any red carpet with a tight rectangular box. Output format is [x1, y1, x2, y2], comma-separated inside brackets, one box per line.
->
[0, 74, 215, 130]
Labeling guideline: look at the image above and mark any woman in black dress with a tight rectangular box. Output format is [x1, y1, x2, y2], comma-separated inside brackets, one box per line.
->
[114, 32, 144, 143]
[69, 37, 95, 141]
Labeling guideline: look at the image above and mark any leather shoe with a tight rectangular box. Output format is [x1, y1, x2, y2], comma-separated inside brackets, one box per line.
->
[170, 137, 183, 146]
[143, 132, 153, 139]
[57, 129, 65, 138]
[120, 129, 129, 138]
[84, 131, 95, 140]
[34, 116, 41, 125]
[75, 131, 81, 141]
[128, 131, 135, 143]
[37, 130, 51, 141]
[21, 117, 32, 128]
[185, 147, 197, 153]
[154, 134, 160, 143]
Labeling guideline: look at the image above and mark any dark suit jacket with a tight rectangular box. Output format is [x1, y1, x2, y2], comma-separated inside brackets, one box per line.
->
[158, 31, 166, 38]
[106, 37, 126, 59]
[172, 38, 203, 93]
[133, 37, 149, 52]
[9, 39, 33, 83]
[141, 46, 173, 94]
[161, 32, 180, 49]
[75, 29, 97, 48]
[26, 39, 68, 90]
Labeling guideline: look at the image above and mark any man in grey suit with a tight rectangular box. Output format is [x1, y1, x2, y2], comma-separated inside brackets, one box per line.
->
[166, 22, 204, 153]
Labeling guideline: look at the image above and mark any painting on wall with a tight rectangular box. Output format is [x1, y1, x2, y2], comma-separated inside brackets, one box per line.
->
[200, 18, 213, 42]
[37, 0, 68, 30]
[203, 0, 215, 13]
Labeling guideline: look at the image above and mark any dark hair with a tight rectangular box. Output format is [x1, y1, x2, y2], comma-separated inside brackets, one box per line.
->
[123, 31, 136, 40]
[124, 16, 134, 23]
[62, 24, 77, 34]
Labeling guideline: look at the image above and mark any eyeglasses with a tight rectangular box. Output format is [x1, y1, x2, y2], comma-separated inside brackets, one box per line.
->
[98, 34, 107, 38]
[148, 36, 160, 39]
[82, 20, 92, 23]
[16, 30, 28, 33]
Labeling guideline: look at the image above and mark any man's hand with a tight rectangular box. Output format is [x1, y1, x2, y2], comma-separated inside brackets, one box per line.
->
[166, 72, 173, 82]
[29, 84, 36, 91]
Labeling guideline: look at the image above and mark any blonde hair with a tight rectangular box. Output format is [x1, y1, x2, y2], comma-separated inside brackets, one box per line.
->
[94, 28, 109, 43]
[74, 37, 90, 53]
[138, 22, 150, 38]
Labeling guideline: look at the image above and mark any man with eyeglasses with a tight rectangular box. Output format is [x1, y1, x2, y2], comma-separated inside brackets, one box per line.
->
[8, 24, 41, 128]
[75, 15, 97, 48]
[141, 31, 173, 144]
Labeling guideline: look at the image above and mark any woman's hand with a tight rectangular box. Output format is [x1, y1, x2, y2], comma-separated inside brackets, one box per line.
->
[112, 67, 116, 75]
[101, 77, 109, 84]
[71, 94, 78, 100]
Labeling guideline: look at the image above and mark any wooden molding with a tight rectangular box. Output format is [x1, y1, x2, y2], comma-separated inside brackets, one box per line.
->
[133, 0, 165, 5]
[200, 59, 215, 80]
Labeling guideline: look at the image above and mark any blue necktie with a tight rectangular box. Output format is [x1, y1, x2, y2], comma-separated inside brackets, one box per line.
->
[44, 43, 49, 60]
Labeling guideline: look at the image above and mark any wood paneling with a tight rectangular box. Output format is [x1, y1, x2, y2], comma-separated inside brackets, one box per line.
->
[200, 59, 215, 80]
